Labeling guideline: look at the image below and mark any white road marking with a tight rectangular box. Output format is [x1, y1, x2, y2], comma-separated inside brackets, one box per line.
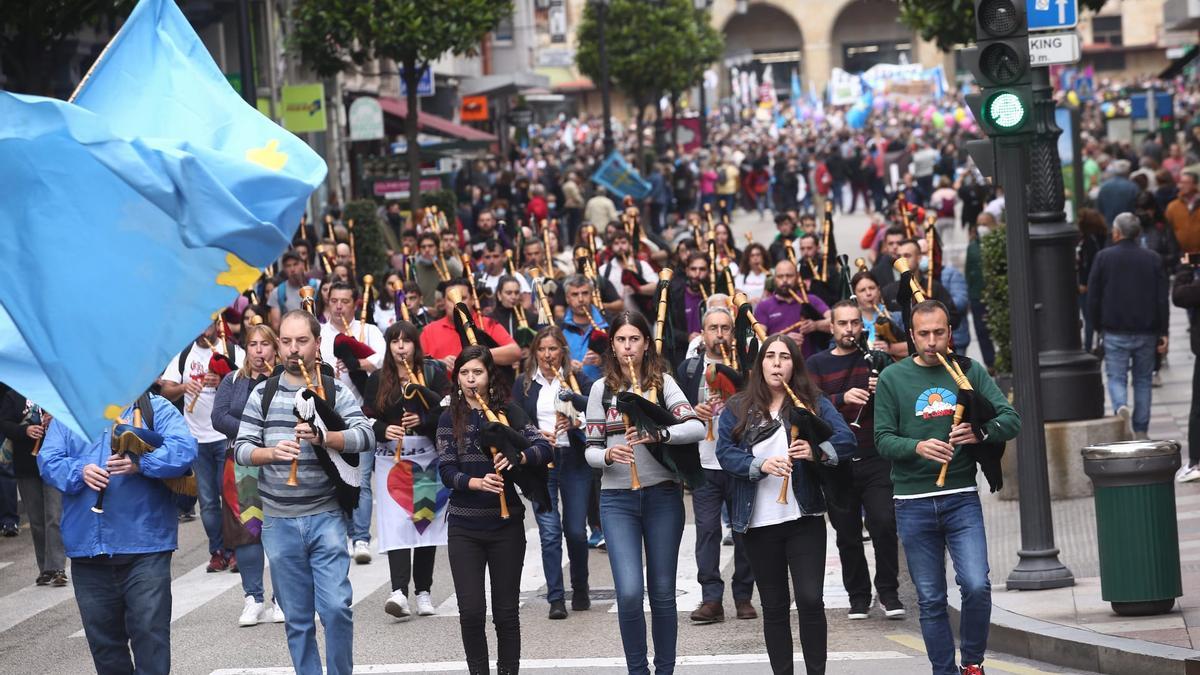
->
[0, 582, 76, 633]
[349, 552, 393, 607]
[209, 650, 916, 674]
[0, 561, 13, 571]
[607, 523, 733, 614]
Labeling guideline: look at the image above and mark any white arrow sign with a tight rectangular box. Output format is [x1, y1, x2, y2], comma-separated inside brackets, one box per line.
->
[1028, 32, 1081, 67]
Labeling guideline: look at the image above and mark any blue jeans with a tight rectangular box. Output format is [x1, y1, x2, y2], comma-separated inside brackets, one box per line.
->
[895, 492, 991, 674]
[350, 451, 373, 543]
[693, 468, 754, 603]
[236, 543, 268, 603]
[533, 446, 592, 603]
[193, 439, 227, 554]
[600, 483, 685, 675]
[262, 510, 354, 675]
[73, 551, 173, 675]
[1103, 331, 1157, 432]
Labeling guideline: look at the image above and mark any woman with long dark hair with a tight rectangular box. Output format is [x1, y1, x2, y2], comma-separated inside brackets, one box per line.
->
[437, 344, 552, 675]
[512, 326, 594, 620]
[584, 312, 705, 674]
[738, 243, 771, 303]
[362, 321, 451, 620]
[715, 334, 856, 675]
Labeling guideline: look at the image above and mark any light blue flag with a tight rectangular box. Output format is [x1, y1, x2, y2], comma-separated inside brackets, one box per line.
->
[591, 152, 651, 201]
[0, 0, 325, 441]
[73, 0, 325, 263]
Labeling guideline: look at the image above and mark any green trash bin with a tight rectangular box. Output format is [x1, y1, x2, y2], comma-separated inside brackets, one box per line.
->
[1081, 440, 1182, 616]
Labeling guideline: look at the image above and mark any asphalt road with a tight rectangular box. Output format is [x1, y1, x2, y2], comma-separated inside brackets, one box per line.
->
[0, 206, 1090, 674]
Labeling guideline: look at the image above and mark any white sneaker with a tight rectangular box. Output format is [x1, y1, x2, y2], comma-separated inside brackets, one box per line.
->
[1117, 405, 1133, 437]
[415, 591, 436, 616]
[267, 599, 285, 623]
[353, 540, 372, 564]
[239, 596, 264, 627]
[384, 589, 411, 620]
[1178, 466, 1200, 483]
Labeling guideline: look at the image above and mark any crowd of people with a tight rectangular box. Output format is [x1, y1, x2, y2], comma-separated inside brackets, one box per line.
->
[4, 72, 1200, 675]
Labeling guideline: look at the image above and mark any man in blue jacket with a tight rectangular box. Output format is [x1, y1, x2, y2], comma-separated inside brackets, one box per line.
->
[38, 392, 196, 675]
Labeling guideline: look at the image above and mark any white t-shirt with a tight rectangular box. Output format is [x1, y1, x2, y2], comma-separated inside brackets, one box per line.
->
[533, 370, 568, 447]
[374, 300, 397, 333]
[738, 270, 768, 301]
[319, 320, 386, 404]
[749, 421, 802, 529]
[161, 342, 245, 443]
[602, 257, 656, 307]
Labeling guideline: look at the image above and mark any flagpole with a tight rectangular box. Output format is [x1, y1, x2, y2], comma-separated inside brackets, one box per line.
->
[68, 6, 137, 103]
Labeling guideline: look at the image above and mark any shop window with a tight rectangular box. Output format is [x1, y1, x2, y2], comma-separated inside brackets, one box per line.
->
[1092, 16, 1122, 47]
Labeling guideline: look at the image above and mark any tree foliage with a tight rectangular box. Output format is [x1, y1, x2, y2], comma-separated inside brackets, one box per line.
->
[897, 0, 1106, 52]
[345, 199, 390, 279]
[980, 226, 1011, 374]
[576, 0, 722, 159]
[290, 0, 511, 208]
[0, 0, 137, 96]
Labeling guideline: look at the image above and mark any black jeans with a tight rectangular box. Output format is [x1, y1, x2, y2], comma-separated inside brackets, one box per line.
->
[388, 546, 436, 595]
[826, 455, 901, 607]
[693, 468, 754, 602]
[743, 516, 827, 675]
[448, 520, 526, 674]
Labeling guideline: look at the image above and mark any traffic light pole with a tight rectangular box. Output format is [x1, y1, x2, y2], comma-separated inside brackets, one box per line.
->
[998, 129, 1076, 590]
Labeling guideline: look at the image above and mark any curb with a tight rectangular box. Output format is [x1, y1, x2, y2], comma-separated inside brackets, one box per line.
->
[948, 594, 1200, 675]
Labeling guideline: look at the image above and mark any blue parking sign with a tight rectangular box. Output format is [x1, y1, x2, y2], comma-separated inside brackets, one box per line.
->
[1028, 0, 1077, 31]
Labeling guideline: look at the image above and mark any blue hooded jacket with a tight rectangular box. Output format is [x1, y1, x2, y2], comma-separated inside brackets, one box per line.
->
[38, 394, 197, 558]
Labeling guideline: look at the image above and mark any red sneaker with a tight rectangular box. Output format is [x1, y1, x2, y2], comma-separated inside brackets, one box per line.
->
[206, 552, 229, 573]
[961, 665, 985, 675]
[228, 553, 238, 573]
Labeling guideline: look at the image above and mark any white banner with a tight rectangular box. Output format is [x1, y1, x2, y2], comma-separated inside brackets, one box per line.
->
[373, 438, 449, 552]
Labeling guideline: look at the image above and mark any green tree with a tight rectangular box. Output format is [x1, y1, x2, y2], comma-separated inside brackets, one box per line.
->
[576, 0, 722, 164]
[0, 1, 137, 97]
[345, 199, 390, 281]
[290, 0, 511, 210]
[897, 0, 1106, 52]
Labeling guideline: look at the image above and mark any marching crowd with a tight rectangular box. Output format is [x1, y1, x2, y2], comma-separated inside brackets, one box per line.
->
[4, 74, 1200, 675]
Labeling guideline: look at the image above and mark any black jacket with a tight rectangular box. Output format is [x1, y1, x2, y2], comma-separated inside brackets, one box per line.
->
[1172, 266, 1200, 355]
[1086, 239, 1169, 335]
[0, 386, 38, 479]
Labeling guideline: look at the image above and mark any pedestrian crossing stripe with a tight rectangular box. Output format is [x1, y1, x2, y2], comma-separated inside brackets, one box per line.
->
[0, 517, 869, 635]
[208, 650, 918, 674]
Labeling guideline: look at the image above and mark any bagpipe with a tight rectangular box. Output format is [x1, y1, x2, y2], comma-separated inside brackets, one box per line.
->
[473, 392, 552, 516]
[849, 335, 891, 429]
[93, 396, 197, 514]
[612, 354, 706, 490]
[390, 374, 444, 462]
[893, 257, 1003, 491]
[732, 291, 769, 377]
[447, 287, 500, 351]
[288, 362, 362, 516]
[774, 381, 838, 506]
[332, 312, 376, 394]
[187, 318, 236, 414]
[703, 362, 742, 441]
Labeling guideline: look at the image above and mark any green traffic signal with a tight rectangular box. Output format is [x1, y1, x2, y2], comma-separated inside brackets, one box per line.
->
[986, 91, 1028, 130]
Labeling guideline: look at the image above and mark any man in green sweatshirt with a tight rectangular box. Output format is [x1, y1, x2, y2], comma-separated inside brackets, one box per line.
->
[874, 300, 1020, 675]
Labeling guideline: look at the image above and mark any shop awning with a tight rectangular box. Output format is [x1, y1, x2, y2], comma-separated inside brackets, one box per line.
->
[460, 72, 551, 98]
[378, 97, 496, 143]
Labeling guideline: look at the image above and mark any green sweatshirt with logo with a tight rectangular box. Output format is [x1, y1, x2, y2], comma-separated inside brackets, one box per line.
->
[873, 356, 1020, 496]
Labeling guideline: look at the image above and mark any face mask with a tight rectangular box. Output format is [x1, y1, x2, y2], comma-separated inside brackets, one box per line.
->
[919, 258, 930, 272]
[495, 208, 507, 218]
[977, 226, 991, 238]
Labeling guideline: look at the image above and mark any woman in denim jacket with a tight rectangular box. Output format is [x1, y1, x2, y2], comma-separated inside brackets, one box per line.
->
[715, 335, 856, 675]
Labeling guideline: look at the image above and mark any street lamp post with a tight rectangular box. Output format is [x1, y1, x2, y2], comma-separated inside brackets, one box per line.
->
[694, 0, 712, 148]
[595, 0, 614, 155]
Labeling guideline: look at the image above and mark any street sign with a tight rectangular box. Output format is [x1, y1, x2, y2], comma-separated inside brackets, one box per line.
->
[1028, 32, 1081, 66]
[1027, 0, 1077, 31]
[348, 96, 384, 141]
[399, 66, 435, 98]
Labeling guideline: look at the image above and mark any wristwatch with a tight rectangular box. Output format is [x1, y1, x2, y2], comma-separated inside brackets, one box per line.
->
[659, 427, 671, 444]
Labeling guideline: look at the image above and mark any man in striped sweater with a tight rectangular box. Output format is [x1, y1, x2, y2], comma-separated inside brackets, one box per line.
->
[235, 310, 374, 675]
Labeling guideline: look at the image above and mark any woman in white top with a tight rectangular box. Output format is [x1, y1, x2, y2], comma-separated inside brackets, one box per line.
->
[584, 312, 705, 675]
[714, 335, 856, 675]
[738, 243, 771, 303]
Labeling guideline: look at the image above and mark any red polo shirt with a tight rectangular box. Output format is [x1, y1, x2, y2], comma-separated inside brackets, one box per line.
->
[420, 314, 515, 360]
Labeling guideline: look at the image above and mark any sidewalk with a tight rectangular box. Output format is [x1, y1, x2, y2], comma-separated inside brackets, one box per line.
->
[975, 297, 1200, 671]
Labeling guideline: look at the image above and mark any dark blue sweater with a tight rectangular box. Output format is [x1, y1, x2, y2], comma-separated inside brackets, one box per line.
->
[436, 403, 552, 530]
[1086, 239, 1169, 335]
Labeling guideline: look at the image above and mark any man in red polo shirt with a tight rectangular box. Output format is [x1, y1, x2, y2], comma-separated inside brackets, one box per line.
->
[420, 278, 522, 369]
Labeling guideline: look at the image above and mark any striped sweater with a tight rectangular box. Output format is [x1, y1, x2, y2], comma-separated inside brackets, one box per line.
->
[234, 375, 374, 518]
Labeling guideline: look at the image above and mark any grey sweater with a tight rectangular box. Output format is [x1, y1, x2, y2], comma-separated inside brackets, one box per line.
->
[584, 375, 705, 490]
[234, 376, 374, 518]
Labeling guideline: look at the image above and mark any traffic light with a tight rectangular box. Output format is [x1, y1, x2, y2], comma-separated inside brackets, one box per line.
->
[963, 0, 1033, 136]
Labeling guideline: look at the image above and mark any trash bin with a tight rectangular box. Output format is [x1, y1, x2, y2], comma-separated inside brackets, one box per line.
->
[1081, 440, 1182, 616]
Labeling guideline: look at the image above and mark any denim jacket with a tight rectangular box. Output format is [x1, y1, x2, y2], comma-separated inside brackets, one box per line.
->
[715, 395, 856, 533]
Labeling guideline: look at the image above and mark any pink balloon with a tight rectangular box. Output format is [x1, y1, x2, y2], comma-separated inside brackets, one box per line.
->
[923, 107, 934, 121]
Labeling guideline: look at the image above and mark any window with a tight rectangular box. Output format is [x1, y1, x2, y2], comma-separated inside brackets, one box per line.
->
[1092, 16, 1122, 47]
[494, 13, 514, 45]
[1091, 51, 1127, 72]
